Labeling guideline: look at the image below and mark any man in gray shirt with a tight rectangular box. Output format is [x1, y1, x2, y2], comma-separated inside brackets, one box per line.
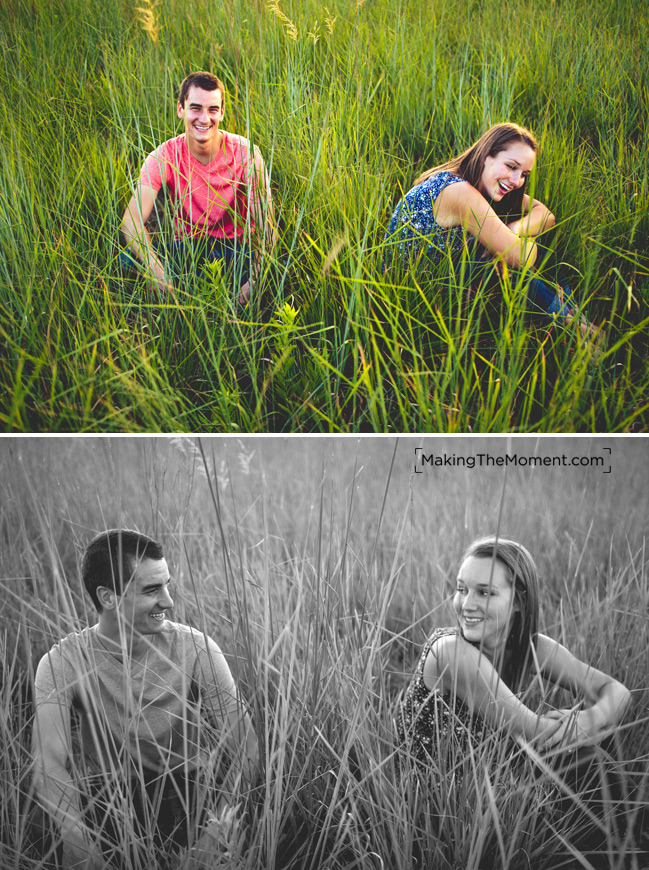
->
[30, 529, 257, 868]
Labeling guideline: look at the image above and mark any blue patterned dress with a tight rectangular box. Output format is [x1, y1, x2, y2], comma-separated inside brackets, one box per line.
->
[384, 172, 573, 319]
[383, 171, 469, 270]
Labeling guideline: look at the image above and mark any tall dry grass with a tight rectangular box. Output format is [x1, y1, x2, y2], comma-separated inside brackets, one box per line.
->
[0, 436, 647, 868]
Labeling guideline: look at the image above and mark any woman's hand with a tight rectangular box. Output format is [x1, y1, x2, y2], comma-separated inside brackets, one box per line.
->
[539, 705, 609, 750]
[506, 218, 533, 238]
[533, 713, 570, 749]
[506, 200, 555, 239]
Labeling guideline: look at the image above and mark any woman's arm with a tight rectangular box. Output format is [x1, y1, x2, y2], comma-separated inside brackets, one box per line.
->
[506, 194, 555, 238]
[535, 634, 631, 747]
[422, 633, 560, 744]
[434, 181, 538, 269]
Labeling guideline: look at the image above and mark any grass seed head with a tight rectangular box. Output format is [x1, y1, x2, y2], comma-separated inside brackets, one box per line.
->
[135, 0, 160, 45]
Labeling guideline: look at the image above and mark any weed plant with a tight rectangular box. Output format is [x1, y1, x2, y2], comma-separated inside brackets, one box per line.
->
[0, 436, 647, 868]
[0, 0, 648, 431]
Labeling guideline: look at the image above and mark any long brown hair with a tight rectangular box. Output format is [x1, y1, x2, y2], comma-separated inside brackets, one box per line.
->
[415, 123, 538, 219]
[459, 535, 540, 693]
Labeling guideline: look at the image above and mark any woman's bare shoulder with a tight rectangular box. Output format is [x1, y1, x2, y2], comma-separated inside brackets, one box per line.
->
[424, 629, 478, 679]
[434, 178, 487, 227]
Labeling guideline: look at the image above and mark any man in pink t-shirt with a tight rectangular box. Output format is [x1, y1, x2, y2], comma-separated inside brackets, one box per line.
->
[121, 71, 275, 303]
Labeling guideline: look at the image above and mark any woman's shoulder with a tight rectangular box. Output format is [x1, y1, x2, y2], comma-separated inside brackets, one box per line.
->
[404, 171, 469, 221]
[409, 627, 456, 678]
[427, 625, 460, 643]
[421, 626, 463, 662]
[425, 626, 482, 660]
[435, 169, 465, 185]
[415, 169, 466, 195]
[421, 627, 479, 692]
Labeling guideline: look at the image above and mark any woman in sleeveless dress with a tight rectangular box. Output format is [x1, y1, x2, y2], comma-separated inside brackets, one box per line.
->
[384, 124, 596, 338]
[397, 535, 631, 864]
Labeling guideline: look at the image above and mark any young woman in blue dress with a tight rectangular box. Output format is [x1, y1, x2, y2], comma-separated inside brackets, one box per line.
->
[397, 535, 631, 860]
[398, 535, 630, 762]
[385, 124, 595, 336]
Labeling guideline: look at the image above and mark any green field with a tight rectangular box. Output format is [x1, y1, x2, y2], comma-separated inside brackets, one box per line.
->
[1, 0, 648, 432]
[1, 436, 648, 868]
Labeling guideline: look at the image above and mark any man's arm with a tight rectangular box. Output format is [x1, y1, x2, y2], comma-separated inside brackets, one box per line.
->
[190, 655, 258, 866]
[189, 707, 257, 866]
[197, 637, 259, 794]
[219, 701, 259, 796]
[32, 701, 103, 869]
[249, 146, 276, 252]
[239, 146, 276, 303]
[120, 181, 175, 297]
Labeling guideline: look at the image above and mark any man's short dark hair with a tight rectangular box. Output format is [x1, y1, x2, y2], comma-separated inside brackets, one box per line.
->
[82, 529, 164, 612]
[178, 71, 225, 109]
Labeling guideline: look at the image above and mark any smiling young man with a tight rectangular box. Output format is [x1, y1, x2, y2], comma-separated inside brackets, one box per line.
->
[120, 71, 275, 303]
[30, 529, 258, 868]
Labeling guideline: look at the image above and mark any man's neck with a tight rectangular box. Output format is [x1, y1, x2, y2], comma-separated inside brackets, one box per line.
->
[95, 618, 150, 661]
[187, 129, 225, 166]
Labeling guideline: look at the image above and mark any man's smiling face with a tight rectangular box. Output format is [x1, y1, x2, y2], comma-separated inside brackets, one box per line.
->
[116, 556, 174, 637]
[177, 84, 225, 152]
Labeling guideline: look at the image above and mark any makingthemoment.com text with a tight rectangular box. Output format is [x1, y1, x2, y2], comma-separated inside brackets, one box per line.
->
[413, 449, 611, 473]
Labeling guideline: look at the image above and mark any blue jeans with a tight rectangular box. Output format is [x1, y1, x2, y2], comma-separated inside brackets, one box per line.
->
[119, 237, 251, 288]
[463, 258, 573, 320]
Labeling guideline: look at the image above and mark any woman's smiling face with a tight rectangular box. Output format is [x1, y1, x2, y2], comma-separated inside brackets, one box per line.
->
[453, 555, 518, 655]
[477, 140, 536, 202]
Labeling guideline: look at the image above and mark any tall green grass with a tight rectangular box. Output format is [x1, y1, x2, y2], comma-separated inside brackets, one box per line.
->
[0, 436, 647, 868]
[0, 0, 648, 431]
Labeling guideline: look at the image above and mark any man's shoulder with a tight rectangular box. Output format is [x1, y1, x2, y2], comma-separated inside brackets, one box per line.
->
[35, 627, 96, 678]
[141, 135, 187, 176]
[223, 131, 260, 161]
[163, 133, 187, 150]
[43, 626, 94, 655]
[160, 621, 220, 655]
[146, 134, 186, 160]
[225, 131, 251, 147]
[161, 620, 201, 640]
